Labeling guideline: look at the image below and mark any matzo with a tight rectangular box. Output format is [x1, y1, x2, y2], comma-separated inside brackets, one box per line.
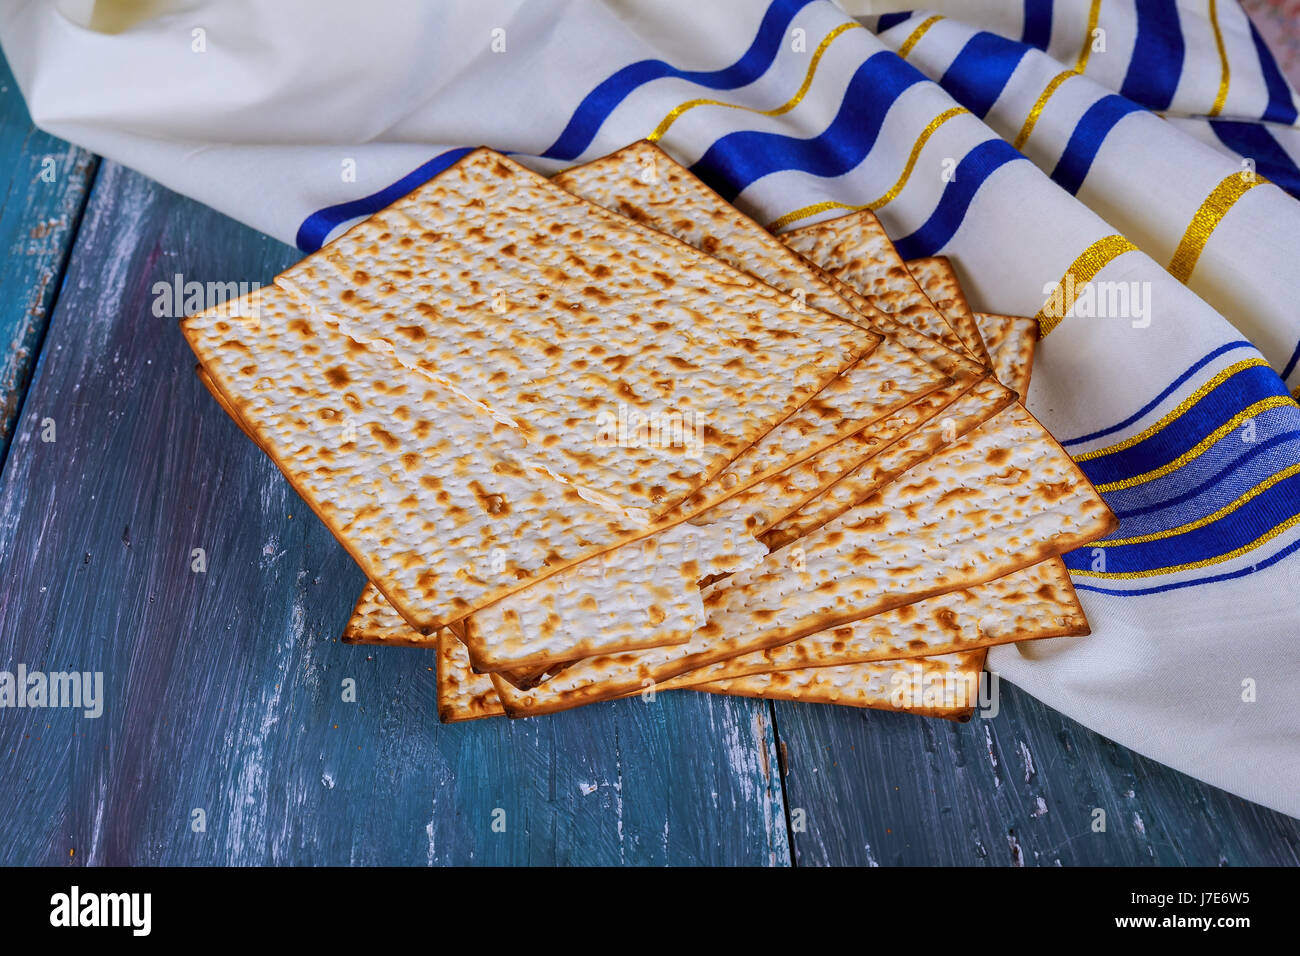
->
[551, 141, 961, 499]
[345, 517, 765, 669]
[761, 375, 1016, 549]
[977, 312, 1038, 396]
[689, 373, 978, 538]
[779, 210, 979, 362]
[339, 372, 976, 652]
[795, 253, 993, 387]
[459, 519, 765, 671]
[338, 142, 977, 651]
[333, 145, 943, 659]
[547, 141, 1009, 536]
[700, 403, 1116, 651]
[276, 148, 877, 520]
[554, 143, 979, 394]
[696, 650, 984, 721]
[337, 363, 957, 658]
[185, 291, 766, 633]
[339, 373, 975, 651]
[554, 141, 882, 333]
[328, 146, 1004, 660]
[492, 404, 1115, 717]
[664, 336, 948, 520]
[659, 558, 1086, 688]
[687, 282, 1080, 692]
[904, 256, 992, 366]
[436, 630, 506, 722]
[343, 582, 440, 647]
[333, 334, 923, 662]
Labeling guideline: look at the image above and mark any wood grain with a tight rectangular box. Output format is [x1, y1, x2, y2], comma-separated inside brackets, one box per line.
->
[0, 55, 97, 466]
[773, 680, 1300, 866]
[0, 161, 789, 866]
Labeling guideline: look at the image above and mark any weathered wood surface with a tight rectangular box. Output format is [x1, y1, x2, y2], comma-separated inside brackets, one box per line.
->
[0, 72, 1297, 864]
[0, 54, 96, 466]
[0, 162, 789, 866]
[774, 682, 1300, 866]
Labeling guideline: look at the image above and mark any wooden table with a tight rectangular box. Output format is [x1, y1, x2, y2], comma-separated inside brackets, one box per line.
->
[0, 51, 1296, 867]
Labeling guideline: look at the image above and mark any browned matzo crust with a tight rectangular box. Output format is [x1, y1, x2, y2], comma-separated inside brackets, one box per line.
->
[183, 149, 884, 640]
[904, 255, 994, 366]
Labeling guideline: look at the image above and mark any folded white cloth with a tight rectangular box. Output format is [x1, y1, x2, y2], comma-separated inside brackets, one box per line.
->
[5, 0, 1298, 817]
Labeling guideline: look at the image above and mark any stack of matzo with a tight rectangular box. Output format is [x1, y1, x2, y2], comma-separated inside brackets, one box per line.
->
[185, 142, 1115, 724]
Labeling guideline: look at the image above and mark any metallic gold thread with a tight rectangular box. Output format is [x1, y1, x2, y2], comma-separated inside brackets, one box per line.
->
[898, 15, 943, 60]
[1208, 0, 1230, 117]
[1013, 0, 1099, 154]
[1074, 358, 1270, 461]
[1014, 70, 1077, 150]
[1035, 234, 1138, 337]
[869, 106, 969, 207]
[1097, 463, 1300, 546]
[1076, 0, 1103, 72]
[646, 21, 863, 143]
[1094, 396, 1296, 492]
[767, 199, 860, 231]
[766, 106, 969, 231]
[1071, 511, 1300, 578]
[1167, 171, 1268, 282]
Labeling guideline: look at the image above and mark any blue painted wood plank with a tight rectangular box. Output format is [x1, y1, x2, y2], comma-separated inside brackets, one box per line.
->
[0, 161, 789, 866]
[0, 52, 96, 467]
[772, 679, 1300, 865]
